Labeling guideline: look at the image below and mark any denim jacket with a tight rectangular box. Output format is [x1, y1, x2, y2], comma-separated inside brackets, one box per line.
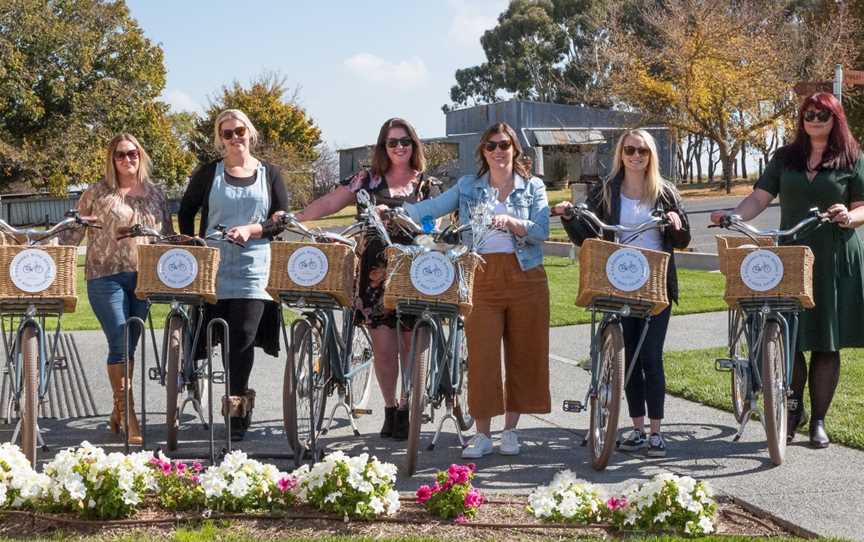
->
[403, 173, 550, 270]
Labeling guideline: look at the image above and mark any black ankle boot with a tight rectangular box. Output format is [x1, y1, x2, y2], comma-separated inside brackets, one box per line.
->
[380, 406, 397, 438]
[392, 408, 409, 441]
[230, 416, 247, 442]
[787, 400, 809, 443]
[809, 419, 829, 448]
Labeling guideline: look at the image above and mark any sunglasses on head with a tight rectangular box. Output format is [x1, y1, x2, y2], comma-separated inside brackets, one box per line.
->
[114, 149, 140, 161]
[221, 126, 247, 140]
[484, 140, 512, 152]
[385, 137, 413, 148]
[803, 110, 832, 123]
[623, 145, 650, 157]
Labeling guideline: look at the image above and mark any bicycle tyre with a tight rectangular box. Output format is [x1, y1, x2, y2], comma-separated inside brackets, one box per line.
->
[453, 325, 473, 431]
[761, 320, 787, 466]
[730, 310, 750, 423]
[20, 326, 38, 467]
[589, 322, 624, 471]
[284, 319, 321, 463]
[165, 316, 184, 451]
[348, 325, 373, 412]
[403, 327, 430, 477]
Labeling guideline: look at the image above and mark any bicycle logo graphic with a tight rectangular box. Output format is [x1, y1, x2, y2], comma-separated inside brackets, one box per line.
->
[740, 249, 784, 292]
[605, 248, 650, 292]
[410, 252, 455, 296]
[10, 249, 57, 293]
[157, 249, 199, 289]
[288, 246, 328, 287]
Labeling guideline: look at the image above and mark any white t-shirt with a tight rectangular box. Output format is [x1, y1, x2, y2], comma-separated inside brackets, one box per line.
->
[478, 201, 516, 254]
[619, 195, 663, 251]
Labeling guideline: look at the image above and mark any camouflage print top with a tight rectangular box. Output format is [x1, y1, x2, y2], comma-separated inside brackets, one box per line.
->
[63, 179, 174, 281]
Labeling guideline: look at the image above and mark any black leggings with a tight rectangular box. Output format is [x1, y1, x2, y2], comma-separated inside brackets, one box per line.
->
[621, 306, 672, 420]
[209, 299, 267, 395]
[790, 351, 841, 420]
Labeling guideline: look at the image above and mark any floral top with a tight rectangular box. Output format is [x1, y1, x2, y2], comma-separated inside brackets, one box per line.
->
[63, 180, 174, 281]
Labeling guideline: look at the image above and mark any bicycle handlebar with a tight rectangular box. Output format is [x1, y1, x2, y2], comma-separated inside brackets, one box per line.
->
[0, 210, 101, 245]
[562, 203, 668, 241]
[116, 223, 247, 248]
[710, 207, 826, 242]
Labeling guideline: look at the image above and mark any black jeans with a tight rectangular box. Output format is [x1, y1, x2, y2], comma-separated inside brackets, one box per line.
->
[621, 306, 672, 420]
[208, 299, 267, 395]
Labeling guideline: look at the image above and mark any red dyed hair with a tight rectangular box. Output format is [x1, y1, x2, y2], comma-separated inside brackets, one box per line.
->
[783, 92, 860, 171]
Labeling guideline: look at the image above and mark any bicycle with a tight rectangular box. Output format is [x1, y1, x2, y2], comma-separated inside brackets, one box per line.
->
[117, 223, 244, 457]
[557, 203, 670, 471]
[269, 197, 379, 467]
[711, 208, 825, 466]
[0, 210, 99, 466]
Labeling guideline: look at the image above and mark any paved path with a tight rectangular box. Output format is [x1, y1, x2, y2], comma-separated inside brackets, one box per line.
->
[3, 312, 862, 539]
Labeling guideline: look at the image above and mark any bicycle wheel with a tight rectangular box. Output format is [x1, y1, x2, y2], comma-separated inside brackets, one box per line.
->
[589, 322, 624, 471]
[730, 310, 750, 423]
[165, 315, 184, 451]
[761, 320, 787, 466]
[19, 326, 39, 467]
[348, 325, 373, 412]
[284, 319, 321, 460]
[453, 325, 473, 431]
[403, 326, 431, 477]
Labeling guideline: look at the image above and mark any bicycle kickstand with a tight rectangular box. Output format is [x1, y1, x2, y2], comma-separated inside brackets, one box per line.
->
[320, 388, 360, 437]
[428, 399, 464, 451]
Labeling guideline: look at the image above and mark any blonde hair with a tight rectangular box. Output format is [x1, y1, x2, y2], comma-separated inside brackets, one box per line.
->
[213, 109, 260, 155]
[104, 134, 152, 189]
[603, 129, 671, 211]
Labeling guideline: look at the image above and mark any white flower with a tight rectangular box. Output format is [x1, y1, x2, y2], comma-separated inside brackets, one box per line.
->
[698, 514, 715, 533]
[368, 496, 384, 515]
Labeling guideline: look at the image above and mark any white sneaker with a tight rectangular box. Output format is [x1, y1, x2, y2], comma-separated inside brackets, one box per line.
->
[461, 433, 494, 459]
[498, 429, 520, 456]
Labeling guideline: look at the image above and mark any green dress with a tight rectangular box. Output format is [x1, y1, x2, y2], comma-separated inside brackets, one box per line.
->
[755, 153, 864, 352]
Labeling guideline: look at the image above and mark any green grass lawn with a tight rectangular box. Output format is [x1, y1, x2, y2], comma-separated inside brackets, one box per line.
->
[666, 347, 864, 450]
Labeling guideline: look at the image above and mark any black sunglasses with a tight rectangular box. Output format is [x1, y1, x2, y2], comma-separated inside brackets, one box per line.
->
[113, 149, 140, 161]
[623, 145, 651, 157]
[385, 137, 413, 148]
[484, 140, 512, 152]
[803, 110, 832, 123]
[221, 126, 247, 140]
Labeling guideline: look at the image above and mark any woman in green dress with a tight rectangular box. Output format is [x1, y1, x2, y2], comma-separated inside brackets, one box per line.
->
[710, 92, 864, 449]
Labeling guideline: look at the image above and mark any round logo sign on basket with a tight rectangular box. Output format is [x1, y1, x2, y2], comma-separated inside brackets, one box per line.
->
[605, 247, 651, 292]
[156, 248, 199, 289]
[409, 251, 455, 296]
[740, 249, 784, 292]
[287, 246, 329, 287]
[9, 249, 57, 293]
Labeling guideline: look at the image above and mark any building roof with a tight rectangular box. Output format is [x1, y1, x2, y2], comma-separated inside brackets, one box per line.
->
[531, 129, 605, 146]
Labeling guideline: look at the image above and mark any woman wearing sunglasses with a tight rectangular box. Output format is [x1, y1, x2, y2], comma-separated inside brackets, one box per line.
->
[293, 117, 441, 441]
[710, 92, 864, 448]
[61, 134, 174, 445]
[178, 109, 289, 441]
[402, 122, 551, 459]
[554, 129, 690, 458]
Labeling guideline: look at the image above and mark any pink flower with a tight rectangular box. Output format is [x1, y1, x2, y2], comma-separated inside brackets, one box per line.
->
[606, 496, 628, 511]
[467, 463, 476, 473]
[278, 476, 297, 493]
[463, 488, 484, 509]
[447, 464, 471, 485]
[416, 484, 433, 504]
[175, 462, 187, 474]
[161, 462, 172, 475]
[454, 514, 467, 524]
[192, 462, 204, 473]
[191, 475, 200, 484]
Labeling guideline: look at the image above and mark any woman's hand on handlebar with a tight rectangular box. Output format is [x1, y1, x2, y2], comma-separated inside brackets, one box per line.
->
[226, 224, 258, 244]
[709, 210, 729, 225]
[666, 210, 683, 231]
[551, 201, 574, 218]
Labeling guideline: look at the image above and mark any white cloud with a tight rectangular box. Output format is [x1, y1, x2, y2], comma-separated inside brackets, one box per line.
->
[343, 53, 429, 90]
[160, 89, 204, 115]
[446, 0, 507, 50]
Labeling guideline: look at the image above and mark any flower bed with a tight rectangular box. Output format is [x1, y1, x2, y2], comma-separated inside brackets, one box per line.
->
[416, 464, 484, 523]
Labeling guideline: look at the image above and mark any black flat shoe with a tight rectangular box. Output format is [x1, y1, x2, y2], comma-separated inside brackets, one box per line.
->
[787, 403, 809, 443]
[809, 419, 829, 449]
[392, 408, 409, 441]
[380, 406, 397, 438]
[230, 416, 247, 442]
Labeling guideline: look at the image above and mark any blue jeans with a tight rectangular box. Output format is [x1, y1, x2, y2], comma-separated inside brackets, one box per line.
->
[87, 272, 149, 365]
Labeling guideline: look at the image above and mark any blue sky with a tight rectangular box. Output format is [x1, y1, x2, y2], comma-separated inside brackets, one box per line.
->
[126, 0, 509, 150]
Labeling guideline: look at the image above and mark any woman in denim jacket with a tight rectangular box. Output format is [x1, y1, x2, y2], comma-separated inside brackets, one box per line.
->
[404, 122, 551, 459]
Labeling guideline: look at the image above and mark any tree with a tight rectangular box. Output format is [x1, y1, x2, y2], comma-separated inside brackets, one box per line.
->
[192, 73, 322, 205]
[609, 0, 858, 192]
[446, 0, 615, 110]
[0, 0, 193, 193]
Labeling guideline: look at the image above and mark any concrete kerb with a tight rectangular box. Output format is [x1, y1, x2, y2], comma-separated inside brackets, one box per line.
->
[544, 241, 719, 271]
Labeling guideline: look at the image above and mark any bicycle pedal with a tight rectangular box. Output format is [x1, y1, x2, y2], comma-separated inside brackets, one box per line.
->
[351, 408, 372, 416]
[211, 371, 225, 384]
[426, 443, 436, 451]
[580, 437, 588, 447]
[52, 357, 67, 370]
[147, 367, 161, 381]
[714, 358, 734, 371]
[562, 400, 584, 413]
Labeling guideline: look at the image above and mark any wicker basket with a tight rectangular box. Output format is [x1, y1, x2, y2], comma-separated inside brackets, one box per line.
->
[382, 246, 481, 316]
[715, 235, 774, 275]
[721, 244, 814, 308]
[0, 245, 78, 312]
[267, 241, 357, 307]
[576, 238, 670, 315]
[135, 244, 220, 303]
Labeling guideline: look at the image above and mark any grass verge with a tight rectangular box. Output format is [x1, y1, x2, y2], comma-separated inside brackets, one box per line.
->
[666, 346, 864, 450]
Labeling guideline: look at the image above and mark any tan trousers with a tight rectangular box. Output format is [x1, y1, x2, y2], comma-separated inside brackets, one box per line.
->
[465, 253, 551, 419]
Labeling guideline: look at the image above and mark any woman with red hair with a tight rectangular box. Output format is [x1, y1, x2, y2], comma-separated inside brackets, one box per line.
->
[711, 92, 864, 448]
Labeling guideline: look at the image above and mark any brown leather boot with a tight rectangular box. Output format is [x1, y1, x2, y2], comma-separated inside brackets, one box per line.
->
[107, 362, 143, 445]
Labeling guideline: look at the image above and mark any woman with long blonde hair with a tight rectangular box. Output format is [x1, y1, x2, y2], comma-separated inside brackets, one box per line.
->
[554, 128, 691, 457]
